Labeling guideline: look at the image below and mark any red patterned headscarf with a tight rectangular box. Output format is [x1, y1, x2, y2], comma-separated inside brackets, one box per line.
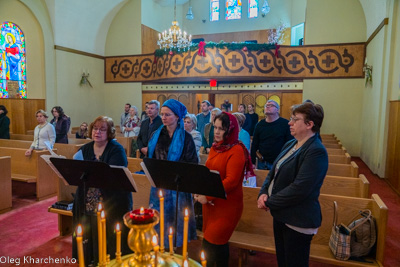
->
[212, 112, 255, 179]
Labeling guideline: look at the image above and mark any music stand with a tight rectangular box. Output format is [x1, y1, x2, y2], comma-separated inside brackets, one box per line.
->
[141, 158, 226, 246]
[49, 158, 137, 262]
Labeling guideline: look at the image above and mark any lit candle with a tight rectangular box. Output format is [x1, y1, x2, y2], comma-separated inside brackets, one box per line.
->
[115, 223, 121, 263]
[101, 210, 107, 264]
[169, 227, 174, 255]
[183, 259, 189, 267]
[201, 250, 207, 267]
[182, 208, 189, 260]
[97, 203, 103, 265]
[76, 225, 85, 267]
[159, 190, 165, 253]
[152, 235, 159, 267]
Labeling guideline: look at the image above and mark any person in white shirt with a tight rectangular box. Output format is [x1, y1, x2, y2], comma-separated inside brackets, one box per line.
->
[25, 109, 56, 156]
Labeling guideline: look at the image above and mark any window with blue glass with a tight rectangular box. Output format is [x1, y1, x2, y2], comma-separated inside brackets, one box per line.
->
[210, 0, 220, 21]
[226, 0, 242, 20]
[248, 0, 258, 18]
[0, 22, 26, 98]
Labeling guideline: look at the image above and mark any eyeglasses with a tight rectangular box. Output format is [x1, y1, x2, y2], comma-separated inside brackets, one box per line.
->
[289, 116, 304, 123]
[92, 127, 107, 133]
[265, 104, 277, 108]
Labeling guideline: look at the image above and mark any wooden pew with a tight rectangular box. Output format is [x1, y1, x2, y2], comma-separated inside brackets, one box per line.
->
[324, 142, 343, 149]
[255, 170, 369, 198]
[199, 153, 208, 165]
[0, 148, 57, 201]
[53, 143, 84, 159]
[320, 134, 336, 140]
[115, 136, 136, 157]
[327, 161, 359, 177]
[127, 157, 144, 173]
[0, 156, 12, 213]
[328, 153, 351, 164]
[326, 147, 347, 155]
[323, 139, 341, 144]
[10, 133, 34, 141]
[197, 187, 387, 267]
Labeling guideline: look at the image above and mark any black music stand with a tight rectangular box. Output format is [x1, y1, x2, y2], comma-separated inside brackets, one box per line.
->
[141, 158, 226, 246]
[49, 158, 137, 262]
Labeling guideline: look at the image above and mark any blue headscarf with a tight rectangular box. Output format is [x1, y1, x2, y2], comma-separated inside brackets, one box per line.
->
[147, 99, 187, 161]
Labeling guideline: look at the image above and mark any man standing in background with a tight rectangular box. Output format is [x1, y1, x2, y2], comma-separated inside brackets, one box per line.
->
[247, 103, 259, 136]
[120, 103, 131, 133]
[196, 100, 211, 136]
[137, 100, 162, 158]
[251, 100, 293, 170]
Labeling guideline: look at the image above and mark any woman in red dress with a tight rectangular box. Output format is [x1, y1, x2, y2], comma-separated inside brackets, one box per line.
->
[195, 112, 254, 267]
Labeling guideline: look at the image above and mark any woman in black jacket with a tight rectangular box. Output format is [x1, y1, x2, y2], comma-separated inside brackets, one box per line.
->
[257, 102, 327, 267]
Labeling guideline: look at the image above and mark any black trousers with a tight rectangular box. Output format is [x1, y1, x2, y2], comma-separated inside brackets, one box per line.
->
[273, 219, 314, 267]
[202, 239, 229, 267]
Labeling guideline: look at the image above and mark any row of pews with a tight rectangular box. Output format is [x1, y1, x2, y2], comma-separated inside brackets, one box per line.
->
[0, 133, 388, 266]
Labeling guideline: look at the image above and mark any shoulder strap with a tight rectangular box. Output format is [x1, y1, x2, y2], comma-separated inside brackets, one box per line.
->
[347, 209, 372, 232]
[332, 201, 338, 227]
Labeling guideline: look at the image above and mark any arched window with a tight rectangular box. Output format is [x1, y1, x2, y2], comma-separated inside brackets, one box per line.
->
[226, 0, 242, 20]
[0, 22, 26, 98]
[210, 0, 220, 22]
[248, 0, 258, 18]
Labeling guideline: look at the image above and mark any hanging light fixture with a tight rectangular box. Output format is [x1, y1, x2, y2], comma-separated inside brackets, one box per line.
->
[157, 0, 192, 51]
[186, 0, 194, 20]
[261, 0, 271, 17]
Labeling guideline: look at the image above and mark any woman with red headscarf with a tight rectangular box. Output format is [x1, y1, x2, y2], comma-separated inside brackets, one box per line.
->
[194, 112, 254, 267]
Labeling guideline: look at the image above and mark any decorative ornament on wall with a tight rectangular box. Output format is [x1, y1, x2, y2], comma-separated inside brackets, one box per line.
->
[261, 0, 271, 17]
[363, 59, 373, 86]
[80, 72, 92, 88]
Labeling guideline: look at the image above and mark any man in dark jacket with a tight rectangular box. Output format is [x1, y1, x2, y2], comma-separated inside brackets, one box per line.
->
[137, 100, 162, 158]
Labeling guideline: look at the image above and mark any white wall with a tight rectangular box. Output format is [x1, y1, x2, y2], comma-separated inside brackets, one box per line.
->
[304, 0, 366, 157]
[104, 0, 143, 124]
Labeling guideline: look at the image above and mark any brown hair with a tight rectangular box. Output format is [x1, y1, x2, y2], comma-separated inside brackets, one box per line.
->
[88, 116, 116, 140]
[291, 102, 324, 133]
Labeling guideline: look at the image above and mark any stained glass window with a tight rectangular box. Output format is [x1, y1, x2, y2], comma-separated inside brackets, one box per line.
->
[248, 0, 258, 18]
[210, 0, 220, 22]
[0, 22, 26, 98]
[226, 0, 242, 20]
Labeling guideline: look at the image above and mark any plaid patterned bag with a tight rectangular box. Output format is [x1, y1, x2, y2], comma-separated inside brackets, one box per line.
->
[329, 201, 351, 260]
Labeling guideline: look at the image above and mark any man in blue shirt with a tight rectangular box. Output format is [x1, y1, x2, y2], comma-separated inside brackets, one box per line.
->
[196, 100, 211, 136]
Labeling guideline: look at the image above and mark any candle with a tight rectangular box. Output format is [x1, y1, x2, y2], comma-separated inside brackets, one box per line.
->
[182, 208, 189, 260]
[201, 250, 207, 267]
[76, 225, 85, 267]
[115, 223, 121, 263]
[152, 235, 159, 267]
[101, 210, 107, 264]
[169, 227, 174, 255]
[127, 207, 155, 224]
[183, 259, 189, 267]
[159, 190, 165, 253]
[97, 203, 103, 265]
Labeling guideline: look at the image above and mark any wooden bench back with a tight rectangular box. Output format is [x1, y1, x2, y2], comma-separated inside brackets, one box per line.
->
[127, 157, 143, 173]
[322, 139, 340, 144]
[0, 139, 32, 148]
[324, 142, 343, 149]
[327, 161, 358, 177]
[255, 171, 369, 198]
[238, 187, 387, 264]
[328, 153, 351, 164]
[131, 173, 152, 210]
[320, 134, 336, 139]
[67, 138, 92, 144]
[199, 153, 208, 165]
[53, 143, 84, 159]
[326, 147, 347, 155]
[10, 133, 34, 141]
[0, 156, 12, 213]
[115, 136, 136, 157]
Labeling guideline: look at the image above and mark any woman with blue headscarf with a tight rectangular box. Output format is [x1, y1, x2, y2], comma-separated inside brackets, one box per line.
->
[147, 99, 198, 249]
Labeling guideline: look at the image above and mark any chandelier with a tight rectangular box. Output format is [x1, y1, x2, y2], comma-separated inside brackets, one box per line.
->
[157, 0, 192, 51]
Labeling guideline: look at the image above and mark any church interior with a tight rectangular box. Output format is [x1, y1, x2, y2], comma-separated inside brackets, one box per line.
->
[0, 0, 400, 266]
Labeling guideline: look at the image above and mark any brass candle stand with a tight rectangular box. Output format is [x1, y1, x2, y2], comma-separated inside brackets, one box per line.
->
[106, 209, 201, 267]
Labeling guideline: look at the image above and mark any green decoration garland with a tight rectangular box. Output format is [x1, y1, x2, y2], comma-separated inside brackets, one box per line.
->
[154, 41, 277, 58]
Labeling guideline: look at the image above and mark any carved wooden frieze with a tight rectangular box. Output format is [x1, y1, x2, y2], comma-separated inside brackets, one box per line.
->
[105, 43, 365, 83]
